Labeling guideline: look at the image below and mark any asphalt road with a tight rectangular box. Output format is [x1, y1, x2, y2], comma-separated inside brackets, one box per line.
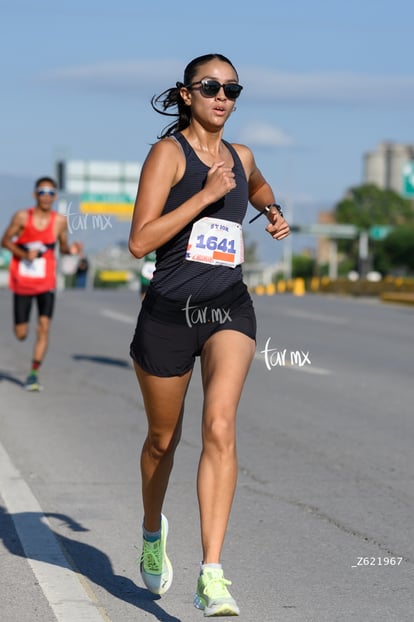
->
[0, 288, 413, 622]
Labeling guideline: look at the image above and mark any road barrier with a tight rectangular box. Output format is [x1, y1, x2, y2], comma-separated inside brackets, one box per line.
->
[251, 276, 414, 305]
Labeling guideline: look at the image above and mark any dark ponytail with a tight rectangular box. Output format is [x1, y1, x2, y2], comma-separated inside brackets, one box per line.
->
[151, 82, 191, 139]
[151, 53, 238, 139]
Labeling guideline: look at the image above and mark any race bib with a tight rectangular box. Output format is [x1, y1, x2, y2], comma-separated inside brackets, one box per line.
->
[18, 257, 46, 279]
[186, 217, 244, 268]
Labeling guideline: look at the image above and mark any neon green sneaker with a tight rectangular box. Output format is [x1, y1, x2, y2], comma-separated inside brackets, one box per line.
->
[139, 514, 173, 594]
[194, 567, 240, 617]
[24, 372, 42, 392]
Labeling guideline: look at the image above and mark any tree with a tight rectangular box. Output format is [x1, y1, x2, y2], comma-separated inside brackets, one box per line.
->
[291, 254, 315, 279]
[332, 184, 414, 273]
[334, 184, 414, 228]
[383, 225, 414, 273]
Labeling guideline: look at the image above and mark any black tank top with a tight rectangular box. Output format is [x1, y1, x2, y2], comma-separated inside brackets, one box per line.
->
[151, 132, 249, 302]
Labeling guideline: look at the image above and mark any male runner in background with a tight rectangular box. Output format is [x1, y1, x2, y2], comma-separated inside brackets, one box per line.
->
[1, 176, 82, 391]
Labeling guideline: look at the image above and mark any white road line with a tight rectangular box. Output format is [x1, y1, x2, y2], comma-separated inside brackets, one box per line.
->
[278, 308, 348, 325]
[284, 363, 332, 375]
[254, 352, 332, 375]
[0, 441, 109, 622]
[100, 309, 135, 324]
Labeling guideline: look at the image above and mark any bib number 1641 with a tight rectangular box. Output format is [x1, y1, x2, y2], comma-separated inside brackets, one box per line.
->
[196, 234, 236, 254]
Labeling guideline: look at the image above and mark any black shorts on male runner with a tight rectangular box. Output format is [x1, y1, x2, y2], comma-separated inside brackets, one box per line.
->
[13, 291, 55, 325]
[130, 280, 256, 377]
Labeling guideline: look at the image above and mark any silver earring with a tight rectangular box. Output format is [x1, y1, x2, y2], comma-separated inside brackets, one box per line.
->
[232, 106, 237, 112]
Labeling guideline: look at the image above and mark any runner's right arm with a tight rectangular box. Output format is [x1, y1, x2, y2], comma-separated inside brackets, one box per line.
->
[0, 211, 38, 260]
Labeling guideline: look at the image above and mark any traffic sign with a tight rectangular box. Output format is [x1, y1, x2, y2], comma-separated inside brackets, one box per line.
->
[369, 225, 393, 241]
[79, 192, 135, 219]
[290, 223, 358, 239]
[81, 192, 134, 203]
[402, 162, 414, 197]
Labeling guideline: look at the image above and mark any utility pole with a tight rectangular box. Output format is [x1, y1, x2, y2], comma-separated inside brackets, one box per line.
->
[358, 230, 370, 277]
[328, 240, 338, 279]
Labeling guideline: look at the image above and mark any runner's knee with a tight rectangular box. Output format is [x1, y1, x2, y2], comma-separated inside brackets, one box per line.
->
[15, 325, 28, 340]
[37, 318, 50, 336]
[147, 427, 181, 458]
[203, 413, 236, 449]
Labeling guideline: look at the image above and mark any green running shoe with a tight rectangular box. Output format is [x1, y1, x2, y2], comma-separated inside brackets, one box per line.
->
[140, 514, 173, 594]
[24, 373, 42, 392]
[194, 567, 240, 617]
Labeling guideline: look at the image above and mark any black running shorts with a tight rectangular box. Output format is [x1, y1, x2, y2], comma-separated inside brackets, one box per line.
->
[130, 281, 256, 377]
[13, 291, 55, 325]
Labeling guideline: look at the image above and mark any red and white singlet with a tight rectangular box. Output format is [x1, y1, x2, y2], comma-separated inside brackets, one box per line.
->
[9, 208, 58, 295]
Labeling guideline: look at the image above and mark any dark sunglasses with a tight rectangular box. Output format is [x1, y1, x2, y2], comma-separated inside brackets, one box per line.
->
[187, 79, 243, 100]
[36, 189, 56, 196]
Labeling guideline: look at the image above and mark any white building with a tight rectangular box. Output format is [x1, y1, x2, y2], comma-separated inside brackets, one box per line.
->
[364, 141, 414, 195]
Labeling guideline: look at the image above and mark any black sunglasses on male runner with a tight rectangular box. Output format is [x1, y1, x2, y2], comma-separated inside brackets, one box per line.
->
[186, 79, 243, 100]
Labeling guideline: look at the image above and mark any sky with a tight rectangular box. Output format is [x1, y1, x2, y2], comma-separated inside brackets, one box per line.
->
[1, 0, 414, 261]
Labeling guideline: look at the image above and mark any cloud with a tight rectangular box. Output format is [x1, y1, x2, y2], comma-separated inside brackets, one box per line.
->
[238, 121, 294, 147]
[241, 67, 414, 104]
[38, 59, 414, 105]
[39, 59, 184, 95]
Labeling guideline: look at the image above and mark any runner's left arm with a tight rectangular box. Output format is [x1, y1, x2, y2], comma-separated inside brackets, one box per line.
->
[233, 144, 290, 241]
[57, 215, 83, 255]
